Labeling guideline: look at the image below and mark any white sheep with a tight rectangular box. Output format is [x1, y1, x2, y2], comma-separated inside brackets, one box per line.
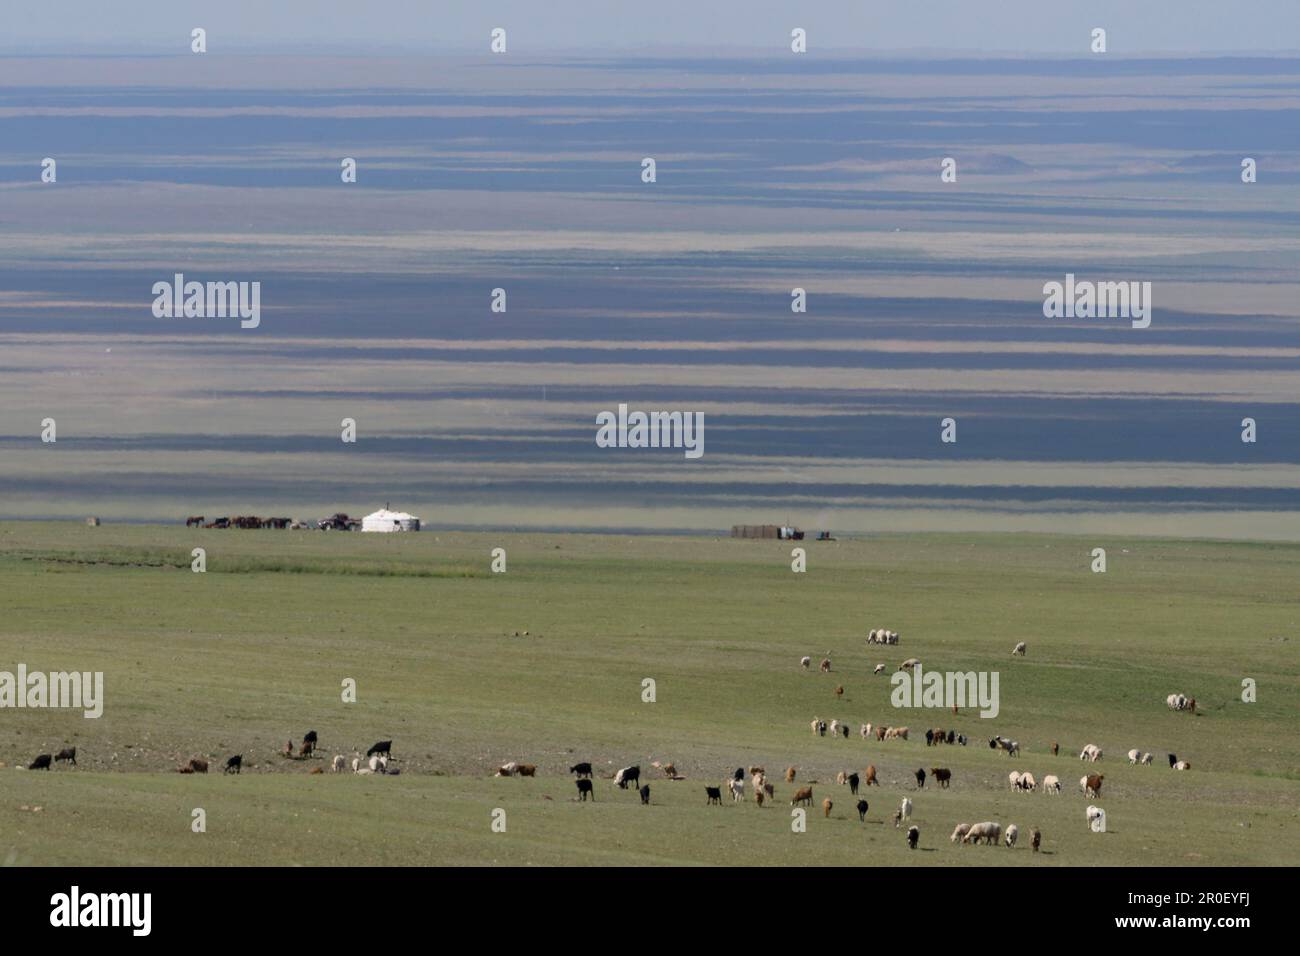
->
[331, 754, 345, 773]
[351, 756, 361, 773]
[860, 723, 873, 739]
[1086, 806, 1106, 832]
[1005, 823, 1019, 847]
[801, 656, 811, 669]
[1008, 770, 1023, 790]
[1173, 760, 1191, 771]
[810, 717, 821, 736]
[1127, 748, 1141, 764]
[950, 822, 972, 843]
[962, 821, 1002, 845]
[829, 719, 841, 738]
[1017, 772, 1037, 792]
[1042, 774, 1061, 794]
[873, 663, 886, 674]
[899, 658, 921, 671]
[369, 754, 387, 774]
[1011, 641, 1026, 657]
[1079, 744, 1102, 762]
[1140, 752, 1153, 765]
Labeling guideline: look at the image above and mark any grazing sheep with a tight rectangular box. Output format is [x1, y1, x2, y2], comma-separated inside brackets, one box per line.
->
[873, 664, 886, 675]
[907, 826, 920, 849]
[28, 754, 52, 771]
[1173, 760, 1191, 771]
[614, 765, 640, 789]
[1011, 641, 1026, 657]
[819, 658, 832, 673]
[896, 797, 913, 828]
[569, 762, 593, 778]
[856, 799, 869, 821]
[224, 755, 242, 774]
[495, 762, 518, 777]
[822, 798, 833, 819]
[1079, 744, 1102, 762]
[639, 784, 650, 805]
[1140, 753, 1153, 765]
[785, 766, 797, 783]
[962, 822, 1002, 845]
[705, 786, 723, 805]
[1009, 770, 1023, 790]
[836, 770, 847, 786]
[861, 723, 873, 739]
[1084, 774, 1104, 797]
[576, 779, 594, 801]
[864, 764, 878, 786]
[1167, 693, 1187, 711]
[990, 736, 1020, 756]
[729, 778, 745, 802]
[1016, 772, 1037, 793]
[1005, 823, 1019, 847]
[931, 767, 952, 789]
[801, 656, 811, 669]
[1031, 828, 1041, 852]
[914, 768, 926, 789]
[1086, 806, 1106, 832]
[370, 755, 388, 774]
[899, 658, 921, 672]
[950, 823, 972, 843]
[1127, 749, 1141, 765]
[351, 756, 361, 773]
[1043, 774, 1061, 795]
[886, 726, 910, 741]
[331, 754, 345, 772]
[791, 786, 814, 807]
[55, 747, 76, 766]
[829, 720, 842, 738]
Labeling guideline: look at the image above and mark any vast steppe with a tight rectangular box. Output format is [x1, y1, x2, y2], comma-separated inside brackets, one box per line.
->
[1, 521, 1296, 865]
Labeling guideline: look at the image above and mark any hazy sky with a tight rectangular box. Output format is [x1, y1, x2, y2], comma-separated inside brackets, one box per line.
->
[3, 0, 1298, 54]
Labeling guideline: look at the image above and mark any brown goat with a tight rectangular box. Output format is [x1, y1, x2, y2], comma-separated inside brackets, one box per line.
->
[864, 764, 878, 786]
[791, 786, 813, 807]
[785, 766, 797, 783]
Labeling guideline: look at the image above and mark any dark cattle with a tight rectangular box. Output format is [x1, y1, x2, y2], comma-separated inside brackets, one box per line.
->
[55, 747, 77, 765]
[914, 768, 926, 789]
[925, 729, 934, 747]
[856, 799, 869, 821]
[639, 784, 650, 805]
[367, 740, 392, 759]
[848, 772, 860, 795]
[569, 762, 593, 778]
[907, 826, 920, 850]
[224, 755, 242, 774]
[706, 786, 723, 805]
[29, 754, 52, 771]
[576, 779, 594, 801]
[931, 767, 952, 789]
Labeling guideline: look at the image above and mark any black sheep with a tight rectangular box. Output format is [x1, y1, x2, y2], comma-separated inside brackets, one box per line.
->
[224, 754, 242, 774]
[575, 778, 594, 801]
[29, 754, 52, 771]
[569, 762, 593, 778]
[55, 747, 77, 765]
